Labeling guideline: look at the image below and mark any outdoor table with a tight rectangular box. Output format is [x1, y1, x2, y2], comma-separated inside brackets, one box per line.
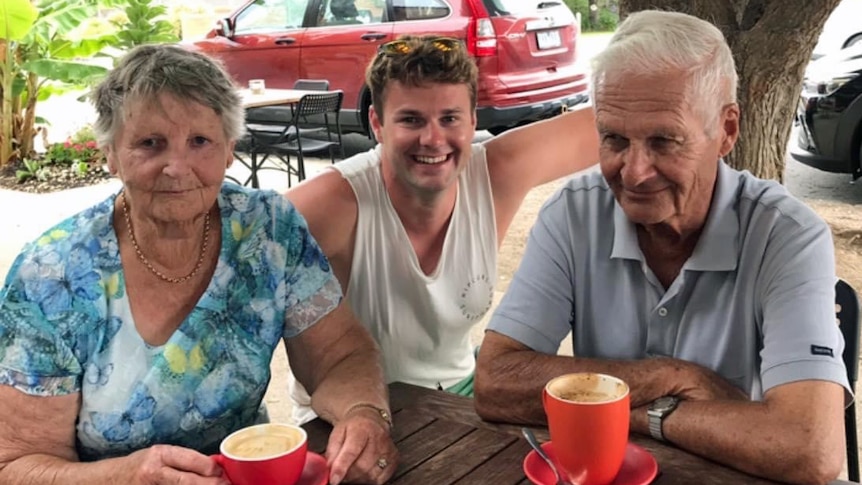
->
[239, 88, 315, 109]
[232, 88, 320, 187]
[302, 382, 857, 484]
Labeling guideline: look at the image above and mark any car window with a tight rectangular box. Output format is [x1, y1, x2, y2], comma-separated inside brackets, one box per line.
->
[235, 0, 308, 33]
[317, 0, 384, 26]
[482, 0, 541, 15]
[390, 0, 449, 22]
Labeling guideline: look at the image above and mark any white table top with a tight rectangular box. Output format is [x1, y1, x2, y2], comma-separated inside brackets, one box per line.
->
[239, 88, 319, 108]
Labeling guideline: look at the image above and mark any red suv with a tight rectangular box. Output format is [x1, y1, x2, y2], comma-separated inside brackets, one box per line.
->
[189, 0, 589, 135]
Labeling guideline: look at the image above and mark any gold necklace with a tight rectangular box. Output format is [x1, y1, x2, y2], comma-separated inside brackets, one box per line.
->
[120, 191, 211, 284]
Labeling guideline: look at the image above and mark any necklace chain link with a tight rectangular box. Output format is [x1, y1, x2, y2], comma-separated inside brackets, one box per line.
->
[121, 192, 210, 284]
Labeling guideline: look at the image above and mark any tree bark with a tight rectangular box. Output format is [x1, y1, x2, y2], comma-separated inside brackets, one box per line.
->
[589, 0, 600, 28]
[617, 0, 842, 182]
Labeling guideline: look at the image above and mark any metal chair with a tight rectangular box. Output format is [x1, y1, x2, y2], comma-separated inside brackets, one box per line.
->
[293, 79, 330, 91]
[253, 90, 345, 187]
[838, 278, 861, 482]
[243, 79, 330, 137]
[231, 80, 333, 187]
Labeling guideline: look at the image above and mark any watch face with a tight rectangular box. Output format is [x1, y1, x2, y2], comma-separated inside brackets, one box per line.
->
[651, 396, 678, 413]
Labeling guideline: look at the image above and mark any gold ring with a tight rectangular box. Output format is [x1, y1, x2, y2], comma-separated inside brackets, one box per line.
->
[377, 457, 388, 469]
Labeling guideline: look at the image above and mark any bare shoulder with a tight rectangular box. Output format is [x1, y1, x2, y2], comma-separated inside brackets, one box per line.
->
[285, 170, 358, 272]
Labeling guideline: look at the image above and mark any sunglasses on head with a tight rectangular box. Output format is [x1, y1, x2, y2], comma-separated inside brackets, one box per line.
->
[377, 37, 463, 57]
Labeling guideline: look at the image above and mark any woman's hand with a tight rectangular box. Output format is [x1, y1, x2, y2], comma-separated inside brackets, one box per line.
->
[325, 409, 398, 485]
[125, 445, 230, 485]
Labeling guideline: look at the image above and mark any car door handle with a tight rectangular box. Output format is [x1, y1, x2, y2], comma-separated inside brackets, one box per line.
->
[360, 33, 388, 41]
[274, 37, 296, 45]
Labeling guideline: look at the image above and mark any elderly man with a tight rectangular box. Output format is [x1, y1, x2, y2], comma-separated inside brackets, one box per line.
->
[475, 10, 849, 485]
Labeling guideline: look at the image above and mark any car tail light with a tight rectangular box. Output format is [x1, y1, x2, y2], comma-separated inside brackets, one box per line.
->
[465, 0, 497, 57]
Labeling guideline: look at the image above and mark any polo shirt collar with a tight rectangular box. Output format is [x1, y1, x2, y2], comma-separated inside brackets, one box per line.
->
[610, 161, 740, 272]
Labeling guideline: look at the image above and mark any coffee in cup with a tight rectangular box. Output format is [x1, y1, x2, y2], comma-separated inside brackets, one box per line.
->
[213, 423, 308, 485]
[543, 373, 630, 485]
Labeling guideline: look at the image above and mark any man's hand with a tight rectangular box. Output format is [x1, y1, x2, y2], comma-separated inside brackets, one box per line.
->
[125, 445, 230, 485]
[326, 410, 398, 485]
[671, 362, 749, 402]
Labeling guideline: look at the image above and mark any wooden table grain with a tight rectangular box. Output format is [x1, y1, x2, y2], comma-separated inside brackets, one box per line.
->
[302, 382, 855, 484]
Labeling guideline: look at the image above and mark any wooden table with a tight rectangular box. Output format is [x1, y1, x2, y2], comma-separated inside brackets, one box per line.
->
[303, 382, 857, 484]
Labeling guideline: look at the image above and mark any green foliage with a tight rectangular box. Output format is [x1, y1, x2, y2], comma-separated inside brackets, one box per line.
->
[15, 159, 49, 183]
[596, 8, 618, 31]
[45, 126, 102, 166]
[109, 0, 179, 50]
[1, 0, 178, 167]
[563, 0, 618, 32]
[0, 0, 38, 40]
[45, 139, 101, 165]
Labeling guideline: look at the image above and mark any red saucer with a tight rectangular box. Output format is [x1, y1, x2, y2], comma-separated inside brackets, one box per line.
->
[298, 452, 329, 485]
[524, 441, 658, 485]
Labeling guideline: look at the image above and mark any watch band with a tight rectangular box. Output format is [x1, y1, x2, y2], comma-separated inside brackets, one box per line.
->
[647, 396, 679, 442]
[648, 411, 665, 441]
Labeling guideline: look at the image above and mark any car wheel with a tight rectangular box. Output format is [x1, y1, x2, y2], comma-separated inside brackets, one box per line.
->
[844, 33, 862, 49]
[487, 126, 509, 136]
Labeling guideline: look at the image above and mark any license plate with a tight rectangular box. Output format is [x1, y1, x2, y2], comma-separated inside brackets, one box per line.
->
[537, 29, 561, 50]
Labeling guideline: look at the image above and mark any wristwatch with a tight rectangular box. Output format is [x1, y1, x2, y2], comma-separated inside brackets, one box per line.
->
[647, 396, 680, 442]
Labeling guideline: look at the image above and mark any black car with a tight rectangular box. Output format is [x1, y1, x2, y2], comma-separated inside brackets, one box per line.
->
[792, 43, 862, 181]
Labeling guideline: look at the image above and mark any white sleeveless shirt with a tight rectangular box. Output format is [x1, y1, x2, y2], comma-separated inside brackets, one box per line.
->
[289, 144, 498, 423]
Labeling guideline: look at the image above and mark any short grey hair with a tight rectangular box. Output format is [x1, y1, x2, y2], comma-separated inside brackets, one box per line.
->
[92, 44, 244, 148]
[591, 10, 738, 129]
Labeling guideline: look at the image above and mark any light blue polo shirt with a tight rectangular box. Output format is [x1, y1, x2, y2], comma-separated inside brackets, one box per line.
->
[489, 162, 850, 399]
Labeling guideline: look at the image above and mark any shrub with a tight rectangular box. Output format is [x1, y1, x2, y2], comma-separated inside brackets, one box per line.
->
[596, 9, 618, 31]
[44, 126, 103, 166]
[563, 0, 618, 32]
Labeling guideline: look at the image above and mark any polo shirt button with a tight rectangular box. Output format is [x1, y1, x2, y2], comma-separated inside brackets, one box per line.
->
[658, 307, 668, 317]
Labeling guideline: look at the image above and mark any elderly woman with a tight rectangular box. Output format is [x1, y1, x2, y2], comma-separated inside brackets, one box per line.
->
[0, 45, 396, 485]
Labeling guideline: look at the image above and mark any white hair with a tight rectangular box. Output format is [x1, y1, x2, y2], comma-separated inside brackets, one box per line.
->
[591, 10, 738, 129]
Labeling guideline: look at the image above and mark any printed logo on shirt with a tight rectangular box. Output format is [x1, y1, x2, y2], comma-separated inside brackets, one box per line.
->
[810, 345, 834, 357]
[459, 273, 494, 321]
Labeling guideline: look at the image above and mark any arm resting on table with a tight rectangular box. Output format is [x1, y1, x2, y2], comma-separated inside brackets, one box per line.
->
[475, 332, 845, 485]
[287, 300, 389, 425]
[631, 380, 845, 485]
[474, 330, 745, 425]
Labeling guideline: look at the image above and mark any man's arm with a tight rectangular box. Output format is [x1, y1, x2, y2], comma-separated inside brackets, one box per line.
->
[475, 331, 746, 423]
[631, 381, 845, 485]
[475, 333, 844, 485]
[286, 301, 396, 485]
[484, 106, 599, 242]
[285, 170, 358, 290]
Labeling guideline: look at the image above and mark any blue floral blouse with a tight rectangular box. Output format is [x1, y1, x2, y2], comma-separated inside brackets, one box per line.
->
[0, 184, 341, 461]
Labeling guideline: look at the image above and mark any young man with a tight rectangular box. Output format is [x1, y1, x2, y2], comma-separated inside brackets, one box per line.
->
[286, 35, 600, 423]
[474, 11, 849, 485]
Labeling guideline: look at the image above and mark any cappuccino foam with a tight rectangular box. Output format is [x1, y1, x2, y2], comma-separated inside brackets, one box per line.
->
[225, 429, 301, 459]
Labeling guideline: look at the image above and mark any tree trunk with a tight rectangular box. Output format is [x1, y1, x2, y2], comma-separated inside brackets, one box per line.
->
[589, 0, 600, 28]
[0, 39, 13, 166]
[618, 0, 842, 182]
[19, 72, 39, 160]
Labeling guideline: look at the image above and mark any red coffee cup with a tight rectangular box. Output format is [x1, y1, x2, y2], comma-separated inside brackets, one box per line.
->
[543, 373, 630, 485]
[212, 423, 308, 485]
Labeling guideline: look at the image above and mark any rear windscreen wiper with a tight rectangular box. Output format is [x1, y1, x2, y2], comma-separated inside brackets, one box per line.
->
[538, 1, 562, 8]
